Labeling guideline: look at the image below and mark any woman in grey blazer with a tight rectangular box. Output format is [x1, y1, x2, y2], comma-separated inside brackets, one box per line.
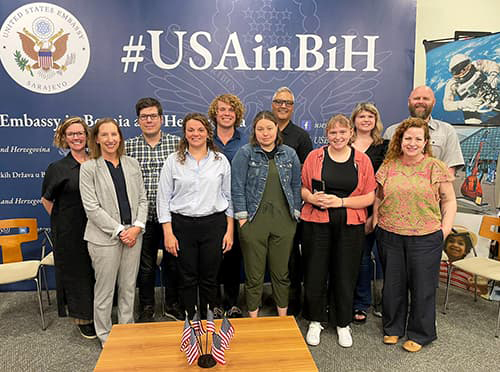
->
[80, 118, 148, 345]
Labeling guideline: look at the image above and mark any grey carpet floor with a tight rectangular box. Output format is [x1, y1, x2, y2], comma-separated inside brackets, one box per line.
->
[1, 284, 499, 372]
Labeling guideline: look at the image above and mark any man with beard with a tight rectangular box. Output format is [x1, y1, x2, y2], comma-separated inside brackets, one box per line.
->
[384, 85, 464, 174]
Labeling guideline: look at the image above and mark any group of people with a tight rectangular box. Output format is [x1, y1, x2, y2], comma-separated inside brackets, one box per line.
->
[42, 85, 462, 353]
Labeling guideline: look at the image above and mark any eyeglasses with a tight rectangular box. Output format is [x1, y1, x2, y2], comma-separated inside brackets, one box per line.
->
[65, 131, 86, 138]
[272, 99, 294, 107]
[139, 114, 160, 121]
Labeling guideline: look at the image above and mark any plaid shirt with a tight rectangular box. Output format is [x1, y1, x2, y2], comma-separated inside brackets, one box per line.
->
[125, 132, 180, 222]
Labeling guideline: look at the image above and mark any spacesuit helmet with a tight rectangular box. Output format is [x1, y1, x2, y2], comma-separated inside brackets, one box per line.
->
[449, 54, 472, 77]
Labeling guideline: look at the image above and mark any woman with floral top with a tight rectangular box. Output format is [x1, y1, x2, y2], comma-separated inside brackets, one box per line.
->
[374, 117, 456, 352]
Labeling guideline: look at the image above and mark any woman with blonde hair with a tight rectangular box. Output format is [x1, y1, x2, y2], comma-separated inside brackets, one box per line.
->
[80, 118, 148, 345]
[350, 102, 389, 323]
[301, 114, 376, 347]
[41, 116, 96, 339]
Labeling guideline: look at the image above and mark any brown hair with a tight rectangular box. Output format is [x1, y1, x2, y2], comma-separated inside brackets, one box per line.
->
[53, 116, 89, 149]
[88, 118, 125, 159]
[384, 117, 432, 163]
[177, 113, 220, 164]
[135, 97, 163, 116]
[249, 111, 283, 147]
[325, 114, 354, 145]
[208, 94, 245, 128]
[350, 102, 384, 145]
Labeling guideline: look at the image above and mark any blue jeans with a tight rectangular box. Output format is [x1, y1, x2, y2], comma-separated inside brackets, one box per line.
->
[353, 232, 383, 311]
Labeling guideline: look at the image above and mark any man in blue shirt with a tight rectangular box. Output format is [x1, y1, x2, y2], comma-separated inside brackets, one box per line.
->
[208, 94, 247, 318]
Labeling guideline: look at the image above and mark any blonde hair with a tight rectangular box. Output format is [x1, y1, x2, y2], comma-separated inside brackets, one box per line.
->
[325, 114, 353, 145]
[53, 117, 89, 149]
[350, 102, 384, 145]
[208, 94, 245, 128]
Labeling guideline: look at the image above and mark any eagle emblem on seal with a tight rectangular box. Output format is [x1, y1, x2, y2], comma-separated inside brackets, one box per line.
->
[14, 17, 75, 77]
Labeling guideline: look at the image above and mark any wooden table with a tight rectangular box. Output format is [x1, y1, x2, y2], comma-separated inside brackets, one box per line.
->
[94, 316, 318, 371]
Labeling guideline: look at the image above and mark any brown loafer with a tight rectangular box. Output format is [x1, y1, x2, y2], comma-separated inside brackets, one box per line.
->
[402, 340, 422, 352]
[383, 335, 399, 344]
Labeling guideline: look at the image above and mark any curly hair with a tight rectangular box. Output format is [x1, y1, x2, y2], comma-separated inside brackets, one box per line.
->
[249, 111, 283, 147]
[208, 94, 245, 128]
[384, 117, 432, 164]
[53, 116, 89, 149]
[350, 102, 384, 145]
[177, 113, 220, 164]
[88, 118, 125, 159]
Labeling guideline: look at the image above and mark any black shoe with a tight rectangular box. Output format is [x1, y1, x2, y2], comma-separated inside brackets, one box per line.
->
[165, 303, 184, 321]
[78, 323, 97, 339]
[227, 306, 243, 318]
[353, 309, 368, 324]
[138, 305, 155, 322]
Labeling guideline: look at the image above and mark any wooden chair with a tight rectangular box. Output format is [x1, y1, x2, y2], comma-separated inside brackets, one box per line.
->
[0, 218, 46, 330]
[443, 215, 500, 337]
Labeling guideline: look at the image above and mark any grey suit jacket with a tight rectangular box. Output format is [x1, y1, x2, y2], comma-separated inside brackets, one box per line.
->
[80, 155, 148, 245]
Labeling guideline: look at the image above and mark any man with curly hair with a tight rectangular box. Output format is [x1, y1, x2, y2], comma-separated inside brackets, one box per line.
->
[208, 94, 247, 318]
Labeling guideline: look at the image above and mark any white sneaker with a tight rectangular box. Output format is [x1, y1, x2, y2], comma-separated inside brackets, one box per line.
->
[306, 321, 324, 346]
[337, 326, 353, 348]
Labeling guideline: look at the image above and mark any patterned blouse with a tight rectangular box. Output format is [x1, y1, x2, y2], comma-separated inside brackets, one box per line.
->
[376, 156, 453, 236]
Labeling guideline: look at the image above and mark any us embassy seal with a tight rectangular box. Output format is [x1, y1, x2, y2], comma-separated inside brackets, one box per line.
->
[0, 2, 90, 94]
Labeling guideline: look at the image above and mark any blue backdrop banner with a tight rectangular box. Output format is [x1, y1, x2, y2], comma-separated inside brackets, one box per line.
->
[0, 0, 416, 287]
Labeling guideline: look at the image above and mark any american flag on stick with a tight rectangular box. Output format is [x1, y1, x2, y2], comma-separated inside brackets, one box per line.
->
[219, 316, 234, 349]
[211, 333, 226, 365]
[180, 316, 191, 352]
[206, 306, 216, 333]
[192, 308, 206, 336]
[185, 328, 200, 365]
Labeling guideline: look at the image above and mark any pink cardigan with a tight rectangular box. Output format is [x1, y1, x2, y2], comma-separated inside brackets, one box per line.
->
[300, 146, 376, 225]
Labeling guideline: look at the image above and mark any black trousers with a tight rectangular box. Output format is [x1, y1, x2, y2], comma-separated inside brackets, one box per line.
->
[302, 209, 364, 327]
[137, 221, 180, 308]
[172, 212, 226, 319]
[217, 228, 242, 309]
[376, 227, 443, 345]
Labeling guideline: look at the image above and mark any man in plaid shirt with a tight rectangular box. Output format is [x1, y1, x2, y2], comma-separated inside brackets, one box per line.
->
[125, 97, 181, 322]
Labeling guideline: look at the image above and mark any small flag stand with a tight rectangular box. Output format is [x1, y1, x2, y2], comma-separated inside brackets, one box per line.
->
[180, 305, 233, 368]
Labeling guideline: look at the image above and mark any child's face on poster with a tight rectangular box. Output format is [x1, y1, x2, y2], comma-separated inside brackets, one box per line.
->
[445, 235, 467, 261]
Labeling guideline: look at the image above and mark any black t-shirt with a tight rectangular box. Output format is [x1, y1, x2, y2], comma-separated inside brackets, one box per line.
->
[321, 147, 358, 198]
[281, 121, 313, 164]
[365, 139, 389, 173]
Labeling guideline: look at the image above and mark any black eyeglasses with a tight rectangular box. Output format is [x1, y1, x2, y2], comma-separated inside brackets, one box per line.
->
[139, 114, 160, 121]
[272, 99, 294, 107]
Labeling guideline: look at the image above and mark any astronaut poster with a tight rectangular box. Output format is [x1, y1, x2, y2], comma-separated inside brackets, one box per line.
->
[424, 32, 500, 126]
[424, 33, 500, 214]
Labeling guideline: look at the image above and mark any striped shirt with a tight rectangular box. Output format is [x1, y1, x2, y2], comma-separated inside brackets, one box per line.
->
[125, 132, 180, 222]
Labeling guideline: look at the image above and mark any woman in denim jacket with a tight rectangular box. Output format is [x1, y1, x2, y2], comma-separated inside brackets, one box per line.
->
[231, 111, 301, 318]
